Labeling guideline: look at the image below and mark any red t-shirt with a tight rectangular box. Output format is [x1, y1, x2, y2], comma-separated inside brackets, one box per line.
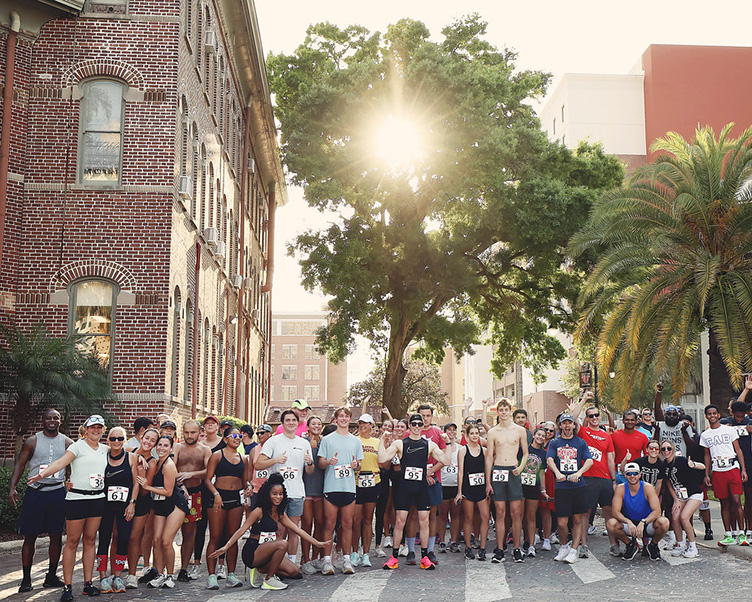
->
[404, 425, 446, 482]
[578, 426, 614, 480]
[611, 429, 649, 465]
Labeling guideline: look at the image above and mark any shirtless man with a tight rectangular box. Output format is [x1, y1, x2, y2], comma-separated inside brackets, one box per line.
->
[174, 420, 211, 582]
[485, 399, 528, 563]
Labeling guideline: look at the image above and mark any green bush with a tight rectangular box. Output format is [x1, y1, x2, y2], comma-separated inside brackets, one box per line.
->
[216, 415, 248, 432]
[0, 466, 26, 533]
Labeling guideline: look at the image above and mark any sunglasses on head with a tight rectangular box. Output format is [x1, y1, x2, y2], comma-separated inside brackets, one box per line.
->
[108, 436, 125, 442]
[625, 471, 639, 477]
[587, 412, 600, 418]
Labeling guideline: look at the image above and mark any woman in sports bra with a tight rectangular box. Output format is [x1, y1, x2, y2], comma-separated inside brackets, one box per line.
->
[137, 435, 188, 589]
[211, 473, 329, 591]
[96, 426, 140, 593]
[204, 426, 249, 589]
[455, 424, 490, 560]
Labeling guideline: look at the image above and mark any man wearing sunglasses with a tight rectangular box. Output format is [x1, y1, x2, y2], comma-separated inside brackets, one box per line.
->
[606, 462, 669, 560]
[653, 383, 691, 458]
[379, 414, 451, 570]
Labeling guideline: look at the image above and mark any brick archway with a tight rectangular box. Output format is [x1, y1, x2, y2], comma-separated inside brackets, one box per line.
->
[63, 58, 145, 90]
[50, 259, 138, 293]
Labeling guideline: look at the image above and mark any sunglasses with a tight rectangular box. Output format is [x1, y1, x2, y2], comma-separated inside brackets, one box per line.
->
[587, 413, 600, 418]
[625, 471, 639, 477]
[661, 446, 673, 451]
[410, 422, 424, 427]
[544, 428, 555, 432]
[642, 412, 652, 416]
[665, 412, 679, 417]
[108, 436, 125, 442]
[226, 433, 242, 439]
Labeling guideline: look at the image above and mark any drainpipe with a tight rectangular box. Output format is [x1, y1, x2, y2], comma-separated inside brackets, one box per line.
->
[192, 241, 200, 419]
[0, 11, 20, 273]
[236, 105, 251, 421]
[260, 185, 275, 294]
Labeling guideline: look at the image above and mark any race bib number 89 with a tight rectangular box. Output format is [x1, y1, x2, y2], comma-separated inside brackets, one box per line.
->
[334, 465, 352, 479]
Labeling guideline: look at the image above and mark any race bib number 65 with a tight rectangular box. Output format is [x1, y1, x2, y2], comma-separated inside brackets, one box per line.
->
[358, 474, 376, 488]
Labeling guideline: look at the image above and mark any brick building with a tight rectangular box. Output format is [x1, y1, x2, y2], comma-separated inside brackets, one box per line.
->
[0, 0, 286, 459]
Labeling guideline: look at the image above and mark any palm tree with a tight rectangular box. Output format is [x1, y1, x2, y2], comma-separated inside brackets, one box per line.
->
[571, 124, 752, 408]
[0, 323, 114, 458]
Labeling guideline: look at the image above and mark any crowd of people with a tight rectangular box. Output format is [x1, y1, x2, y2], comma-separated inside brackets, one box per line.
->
[8, 379, 752, 599]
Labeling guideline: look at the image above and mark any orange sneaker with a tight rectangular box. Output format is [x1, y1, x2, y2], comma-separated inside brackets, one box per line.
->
[383, 557, 399, 570]
[419, 556, 436, 570]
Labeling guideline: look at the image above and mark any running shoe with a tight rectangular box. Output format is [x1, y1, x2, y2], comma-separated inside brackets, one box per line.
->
[302, 561, 319, 575]
[563, 548, 578, 564]
[427, 551, 439, 565]
[681, 546, 699, 558]
[602, 529, 608, 537]
[225, 573, 242, 588]
[554, 544, 570, 562]
[124, 575, 138, 589]
[550, 533, 560, 544]
[398, 544, 409, 557]
[449, 541, 461, 553]
[671, 543, 687, 557]
[439, 541, 447, 553]
[648, 542, 662, 560]
[578, 545, 590, 559]
[162, 575, 175, 589]
[111, 576, 126, 593]
[527, 546, 536, 557]
[61, 586, 74, 602]
[138, 567, 158, 584]
[177, 569, 190, 583]
[350, 552, 360, 567]
[738, 533, 749, 546]
[641, 546, 649, 557]
[491, 547, 505, 563]
[333, 551, 344, 568]
[342, 556, 355, 574]
[472, 536, 481, 549]
[609, 543, 621, 556]
[534, 533, 541, 546]
[541, 539, 551, 551]
[513, 548, 524, 563]
[83, 582, 101, 596]
[321, 559, 335, 576]
[465, 547, 475, 560]
[99, 577, 112, 593]
[719, 534, 737, 546]
[361, 553, 372, 567]
[375, 546, 387, 558]
[419, 556, 436, 570]
[587, 524, 597, 535]
[261, 575, 288, 590]
[44, 574, 65, 588]
[383, 557, 399, 570]
[206, 575, 219, 590]
[216, 564, 227, 579]
[704, 528, 714, 541]
[406, 551, 417, 565]
[477, 549, 487, 561]
[311, 558, 324, 571]
[249, 568, 263, 588]
[623, 538, 639, 561]
[147, 575, 166, 589]
[384, 535, 393, 548]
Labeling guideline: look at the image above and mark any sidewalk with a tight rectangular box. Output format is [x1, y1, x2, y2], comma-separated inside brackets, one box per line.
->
[696, 499, 752, 562]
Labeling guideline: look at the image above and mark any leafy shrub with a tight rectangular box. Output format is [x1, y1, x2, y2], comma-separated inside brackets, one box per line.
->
[0, 466, 26, 533]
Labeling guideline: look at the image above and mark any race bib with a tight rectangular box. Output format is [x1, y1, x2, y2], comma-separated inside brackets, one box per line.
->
[107, 486, 129, 502]
[714, 457, 733, 469]
[736, 425, 749, 437]
[560, 460, 577, 473]
[280, 466, 299, 480]
[468, 472, 485, 486]
[334, 465, 352, 479]
[492, 469, 509, 482]
[404, 467, 424, 481]
[259, 531, 276, 544]
[358, 474, 376, 488]
[255, 469, 269, 480]
[675, 485, 688, 500]
[588, 446, 602, 462]
[443, 465, 458, 475]
[239, 490, 246, 506]
[152, 492, 166, 501]
[89, 473, 104, 489]
[521, 473, 536, 486]
[391, 456, 400, 465]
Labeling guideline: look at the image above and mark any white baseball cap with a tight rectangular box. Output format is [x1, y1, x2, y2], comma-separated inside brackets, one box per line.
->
[358, 413, 375, 424]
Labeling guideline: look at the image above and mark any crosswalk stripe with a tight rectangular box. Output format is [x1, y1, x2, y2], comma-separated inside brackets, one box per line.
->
[328, 568, 392, 601]
[568, 551, 616, 584]
[465, 561, 512, 601]
[659, 551, 702, 566]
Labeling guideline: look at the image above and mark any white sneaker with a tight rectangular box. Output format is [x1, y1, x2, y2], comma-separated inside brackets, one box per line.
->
[261, 575, 288, 591]
[311, 558, 324, 571]
[140, 566, 152, 578]
[527, 546, 536, 557]
[671, 543, 686, 557]
[333, 551, 344, 569]
[681, 546, 699, 558]
[384, 536, 393, 548]
[216, 564, 227, 579]
[147, 575, 166, 588]
[124, 574, 138, 589]
[321, 559, 335, 575]
[162, 575, 175, 589]
[588, 524, 597, 535]
[375, 546, 387, 558]
[302, 561, 318, 575]
[188, 564, 200, 580]
[361, 553, 372, 567]
[554, 544, 570, 561]
[541, 539, 551, 551]
[563, 548, 578, 564]
[550, 533, 560, 544]
[398, 544, 408, 557]
[534, 533, 541, 546]
[350, 552, 360, 567]
[342, 556, 355, 574]
[175, 529, 183, 546]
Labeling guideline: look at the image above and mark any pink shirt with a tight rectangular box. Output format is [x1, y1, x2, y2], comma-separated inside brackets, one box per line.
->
[275, 423, 308, 437]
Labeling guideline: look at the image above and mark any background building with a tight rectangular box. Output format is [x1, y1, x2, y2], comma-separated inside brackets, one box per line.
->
[0, 0, 285, 459]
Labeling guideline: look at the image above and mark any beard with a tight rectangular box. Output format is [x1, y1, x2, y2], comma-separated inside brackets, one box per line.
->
[664, 417, 680, 427]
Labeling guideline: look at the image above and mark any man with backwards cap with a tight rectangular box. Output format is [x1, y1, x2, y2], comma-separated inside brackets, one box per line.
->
[606, 461, 669, 560]
[275, 399, 311, 436]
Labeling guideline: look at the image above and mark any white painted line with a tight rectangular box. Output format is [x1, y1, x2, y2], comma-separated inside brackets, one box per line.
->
[329, 569, 392, 601]
[660, 550, 703, 566]
[465, 561, 512, 601]
[569, 551, 616, 584]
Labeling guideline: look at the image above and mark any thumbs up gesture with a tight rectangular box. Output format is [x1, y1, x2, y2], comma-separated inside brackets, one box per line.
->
[329, 452, 339, 466]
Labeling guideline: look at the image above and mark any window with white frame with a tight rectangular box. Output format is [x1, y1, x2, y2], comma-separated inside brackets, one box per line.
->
[281, 365, 297, 381]
[281, 385, 297, 401]
[281, 344, 297, 360]
[304, 385, 320, 401]
[79, 80, 126, 185]
[304, 344, 319, 360]
[304, 365, 320, 381]
[69, 279, 117, 379]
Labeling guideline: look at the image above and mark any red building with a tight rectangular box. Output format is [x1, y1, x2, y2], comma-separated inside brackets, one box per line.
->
[0, 0, 286, 460]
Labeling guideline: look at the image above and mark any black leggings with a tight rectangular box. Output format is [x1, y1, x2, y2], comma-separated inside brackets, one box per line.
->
[374, 471, 390, 546]
[97, 501, 132, 557]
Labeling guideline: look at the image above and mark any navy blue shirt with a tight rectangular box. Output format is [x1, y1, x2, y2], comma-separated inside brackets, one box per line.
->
[546, 435, 592, 489]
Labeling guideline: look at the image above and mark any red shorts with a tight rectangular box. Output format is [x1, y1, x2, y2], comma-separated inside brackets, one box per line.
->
[712, 468, 743, 499]
[183, 490, 202, 523]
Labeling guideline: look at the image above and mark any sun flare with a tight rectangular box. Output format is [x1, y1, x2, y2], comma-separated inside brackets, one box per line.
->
[373, 115, 423, 173]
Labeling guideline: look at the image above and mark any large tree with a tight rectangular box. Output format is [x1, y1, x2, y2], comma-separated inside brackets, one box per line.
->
[268, 16, 623, 416]
[571, 125, 752, 407]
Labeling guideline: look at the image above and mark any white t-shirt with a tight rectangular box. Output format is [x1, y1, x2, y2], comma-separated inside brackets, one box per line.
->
[66, 439, 109, 500]
[657, 422, 689, 457]
[700, 425, 739, 473]
[260, 434, 312, 499]
[441, 444, 459, 486]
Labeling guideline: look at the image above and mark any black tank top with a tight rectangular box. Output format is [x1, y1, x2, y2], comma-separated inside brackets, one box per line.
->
[251, 511, 279, 536]
[401, 437, 429, 484]
[462, 445, 486, 493]
[153, 459, 174, 496]
[215, 449, 245, 481]
[105, 451, 132, 494]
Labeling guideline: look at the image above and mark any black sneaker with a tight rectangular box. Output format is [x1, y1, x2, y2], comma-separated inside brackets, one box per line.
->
[61, 586, 74, 602]
[138, 568, 159, 584]
[513, 548, 524, 563]
[641, 546, 649, 557]
[647, 542, 661, 561]
[44, 574, 65, 588]
[177, 569, 190, 583]
[465, 547, 476, 560]
[623, 538, 639, 561]
[427, 551, 439, 565]
[82, 582, 100, 596]
[406, 551, 417, 565]
[704, 528, 714, 541]
[491, 547, 505, 563]
[18, 579, 32, 593]
[477, 549, 486, 561]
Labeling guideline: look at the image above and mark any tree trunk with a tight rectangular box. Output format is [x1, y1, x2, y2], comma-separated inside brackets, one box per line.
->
[382, 314, 411, 418]
[708, 329, 735, 414]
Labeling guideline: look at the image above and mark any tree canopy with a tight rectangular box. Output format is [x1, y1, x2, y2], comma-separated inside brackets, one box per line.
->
[268, 15, 623, 416]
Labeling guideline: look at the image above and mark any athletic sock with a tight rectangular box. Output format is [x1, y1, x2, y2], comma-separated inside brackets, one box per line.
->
[427, 536, 436, 553]
[324, 555, 331, 563]
[421, 547, 428, 558]
[406, 537, 416, 553]
[22, 566, 31, 581]
[392, 547, 399, 559]
[725, 531, 732, 537]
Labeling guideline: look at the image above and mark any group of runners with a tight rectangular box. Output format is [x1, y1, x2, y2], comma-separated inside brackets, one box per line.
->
[8, 378, 752, 599]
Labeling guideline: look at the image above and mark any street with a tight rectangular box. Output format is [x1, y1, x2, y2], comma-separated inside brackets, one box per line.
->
[1, 514, 748, 602]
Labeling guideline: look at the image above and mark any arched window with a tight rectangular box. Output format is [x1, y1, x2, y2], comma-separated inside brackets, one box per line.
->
[179, 96, 189, 177]
[208, 163, 215, 228]
[198, 144, 206, 227]
[171, 287, 182, 397]
[68, 279, 118, 379]
[196, 3, 204, 72]
[78, 79, 126, 185]
[184, 298, 193, 402]
[202, 318, 210, 408]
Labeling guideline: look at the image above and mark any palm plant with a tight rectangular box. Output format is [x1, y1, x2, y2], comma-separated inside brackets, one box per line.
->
[0, 323, 114, 458]
[571, 124, 752, 408]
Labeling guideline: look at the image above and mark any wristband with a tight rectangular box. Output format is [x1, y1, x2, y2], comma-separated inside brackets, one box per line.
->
[214, 492, 221, 496]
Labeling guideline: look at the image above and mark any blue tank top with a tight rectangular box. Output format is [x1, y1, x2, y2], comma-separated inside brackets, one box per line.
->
[622, 480, 652, 522]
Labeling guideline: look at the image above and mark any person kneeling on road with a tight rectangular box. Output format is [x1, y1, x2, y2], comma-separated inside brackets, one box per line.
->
[606, 462, 669, 561]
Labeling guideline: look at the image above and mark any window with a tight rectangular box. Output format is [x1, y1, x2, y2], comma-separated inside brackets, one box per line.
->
[271, 344, 275, 359]
[281, 385, 297, 401]
[304, 344, 319, 360]
[79, 80, 125, 185]
[281, 321, 319, 335]
[184, 299, 194, 402]
[281, 365, 297, 380]
[304, 385, 320, 401]
[270, 365, 274, 380]
[69, 279, 117, 378]
[281, 344, 297, 360]
[171, 288, 182, 397]
[304, 365, 320, 381]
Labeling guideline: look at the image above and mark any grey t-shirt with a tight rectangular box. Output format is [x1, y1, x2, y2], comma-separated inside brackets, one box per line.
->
[318, 432, 364, 494]
[302, 441, 325, 497]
